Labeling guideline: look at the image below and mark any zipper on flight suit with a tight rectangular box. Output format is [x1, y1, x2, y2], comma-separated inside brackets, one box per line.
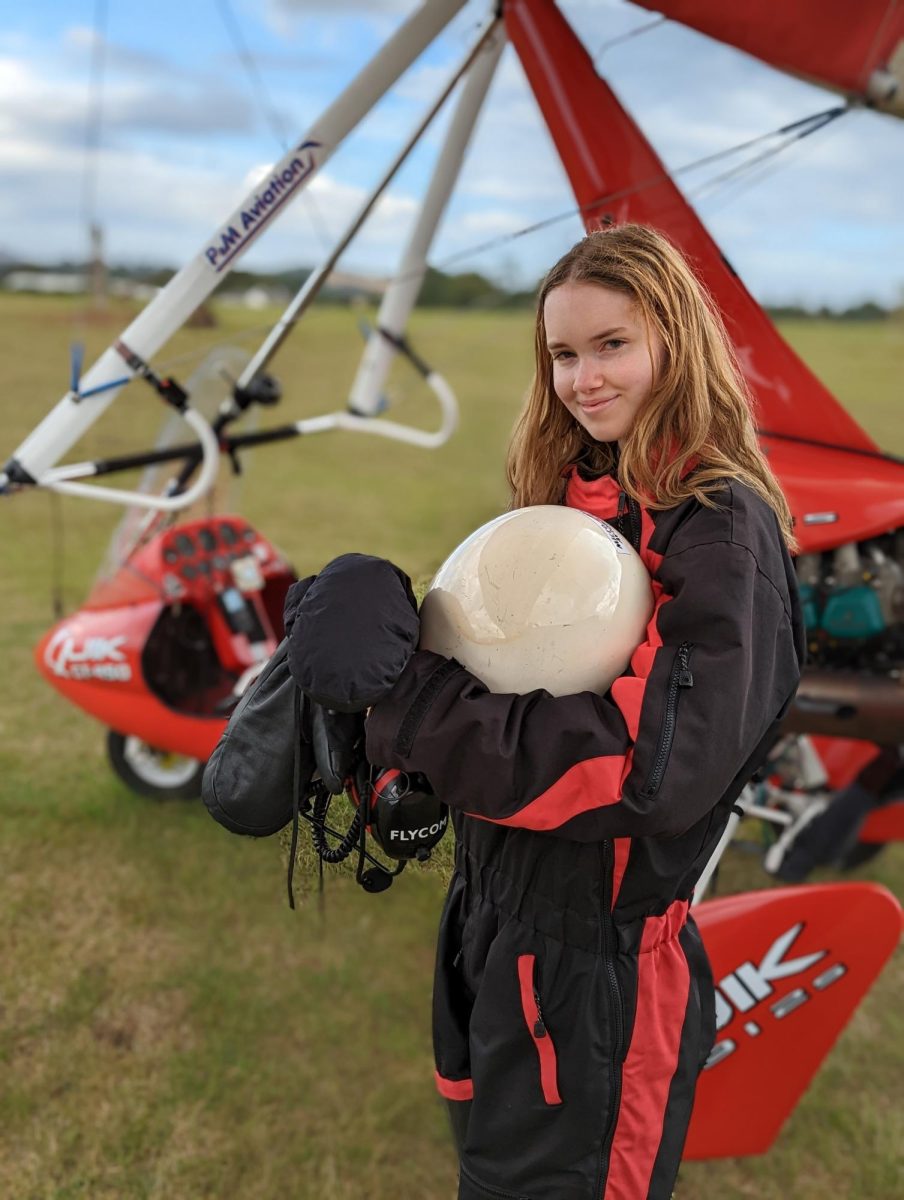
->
[517, 954, 562, 1105]
[596, 838, 625, 1191]
[615, 491, 642, 553]
[641, 642, 695, 797]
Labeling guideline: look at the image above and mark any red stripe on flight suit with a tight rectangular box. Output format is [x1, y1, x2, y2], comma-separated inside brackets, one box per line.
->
[609, 578, 665, 741]
[603, 900, 691, 1200]
[610, 838, 631, 909]
[472, 754, 629, 831]
[517, 954, 563, 1105]
[474, 582, 671, 832]
[434, 1070, 474, 1101]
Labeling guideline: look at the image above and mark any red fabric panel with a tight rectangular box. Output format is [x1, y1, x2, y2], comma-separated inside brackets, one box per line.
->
[563, 477, 660, 903]
[566, 470, 621, 519]
[604, 900, 691, 1200]
[610, 583, 666, 742]
[610, 837, 631, 909]
[632, 0, 904, 97]
[809, 735, 881, 791]
[434, 1070, 474, 1101]
[472, 752, 629, 831]
[477, 580, 671, 830]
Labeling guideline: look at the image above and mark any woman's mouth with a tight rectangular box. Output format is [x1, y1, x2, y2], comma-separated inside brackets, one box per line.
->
[580, 394, 619, 413]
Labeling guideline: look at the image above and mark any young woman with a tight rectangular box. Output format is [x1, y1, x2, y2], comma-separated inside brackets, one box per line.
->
[365, 224, 805, 1200]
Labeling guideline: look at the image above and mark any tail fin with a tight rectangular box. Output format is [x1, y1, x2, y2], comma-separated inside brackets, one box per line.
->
[504, 0, 877, 454]
[686, 882, 901, 1158]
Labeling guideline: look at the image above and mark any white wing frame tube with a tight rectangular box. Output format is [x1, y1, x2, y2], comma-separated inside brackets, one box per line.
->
[290, 368, 458, 448]
[3, 0, 467, 493]
[348, 24, 506, 420]
[38, 407, 221, 510]
[232, 14, 501, 402]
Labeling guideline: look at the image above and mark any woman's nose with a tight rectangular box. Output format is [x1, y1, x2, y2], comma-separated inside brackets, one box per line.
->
[574, 357, 603, 393]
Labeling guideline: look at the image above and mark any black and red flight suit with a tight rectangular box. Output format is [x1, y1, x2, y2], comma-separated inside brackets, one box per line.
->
[366, 469, 805, 1200]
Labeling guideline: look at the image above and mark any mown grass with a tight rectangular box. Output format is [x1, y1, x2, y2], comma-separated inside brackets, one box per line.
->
[0, 295, 901, 1199]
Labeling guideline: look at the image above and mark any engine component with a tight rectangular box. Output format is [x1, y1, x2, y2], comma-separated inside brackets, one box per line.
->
[795, 528, 904, 672]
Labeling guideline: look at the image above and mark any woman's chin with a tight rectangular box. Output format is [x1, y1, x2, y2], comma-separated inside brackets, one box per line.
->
[580, 413, 628, 443]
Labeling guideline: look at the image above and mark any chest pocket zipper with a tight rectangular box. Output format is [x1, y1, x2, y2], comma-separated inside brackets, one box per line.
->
[516, 954, 563, 1106]
[641, 642, 694, 797]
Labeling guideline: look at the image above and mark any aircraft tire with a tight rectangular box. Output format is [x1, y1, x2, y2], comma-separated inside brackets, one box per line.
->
[106, 730, 206, 800]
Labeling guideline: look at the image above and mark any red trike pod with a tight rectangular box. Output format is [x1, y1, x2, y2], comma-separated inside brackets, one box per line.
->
[685, 882, 902, 1158]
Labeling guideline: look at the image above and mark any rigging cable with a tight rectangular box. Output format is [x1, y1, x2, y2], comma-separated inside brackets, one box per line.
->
[688, 105, 849, 210]
[51, 0, 110, 619]
[431, 104, 850, 271]
[213, 0, 292, 148]
[49, 493, 65, 621]
[80, 0, 108, 280]
[212, 0, 334, 256]
[149, 103, 849, 379]
[593, 14, 667, 61]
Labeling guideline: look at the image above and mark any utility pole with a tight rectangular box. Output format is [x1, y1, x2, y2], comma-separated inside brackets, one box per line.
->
[89, 221, 107, 309]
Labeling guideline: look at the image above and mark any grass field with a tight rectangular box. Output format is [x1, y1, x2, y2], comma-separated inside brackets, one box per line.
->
[0, 295, 901, 1199]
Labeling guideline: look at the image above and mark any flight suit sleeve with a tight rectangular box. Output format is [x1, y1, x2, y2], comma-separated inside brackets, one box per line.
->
[365, 537, 802, 839]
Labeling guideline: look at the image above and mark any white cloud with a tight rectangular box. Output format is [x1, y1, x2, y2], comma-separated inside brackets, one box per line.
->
[271, 0, 418, 10]
[62, 25, 168, 75]
[0, 49, 256, 148]
[1, 0, 902, 308]
[261, 0, 427, 43]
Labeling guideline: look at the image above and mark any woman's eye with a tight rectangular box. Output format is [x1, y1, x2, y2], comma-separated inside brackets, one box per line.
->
[602, 339, 625, 351]
[552, 350, 574, 362]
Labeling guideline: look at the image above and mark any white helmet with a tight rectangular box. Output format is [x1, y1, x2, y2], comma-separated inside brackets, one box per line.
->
[419, 505, 654, 696]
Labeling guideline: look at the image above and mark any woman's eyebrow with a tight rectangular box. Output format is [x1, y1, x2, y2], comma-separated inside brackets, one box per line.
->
[547, 326, 628, 350]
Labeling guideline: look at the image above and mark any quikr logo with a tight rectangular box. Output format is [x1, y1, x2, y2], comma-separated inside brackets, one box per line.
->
[705, 923, 847, 1069]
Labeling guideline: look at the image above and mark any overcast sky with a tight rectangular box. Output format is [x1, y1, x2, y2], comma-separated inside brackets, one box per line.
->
[2, 0, 902, 308]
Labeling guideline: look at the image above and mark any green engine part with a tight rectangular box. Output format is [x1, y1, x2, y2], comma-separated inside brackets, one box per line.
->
[821, 585, 886, 639]
[799, 583, 820, 633]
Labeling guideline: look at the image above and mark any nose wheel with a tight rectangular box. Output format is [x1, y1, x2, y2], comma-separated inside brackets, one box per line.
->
[106, 730, 206, 800]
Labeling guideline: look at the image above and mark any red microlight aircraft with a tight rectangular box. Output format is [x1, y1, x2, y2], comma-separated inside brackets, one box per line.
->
[2, 0, 902, 1162]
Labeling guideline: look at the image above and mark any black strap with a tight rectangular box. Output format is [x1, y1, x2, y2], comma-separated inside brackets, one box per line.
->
[287, 686, 302, 910]
[114, 338, 188, 411]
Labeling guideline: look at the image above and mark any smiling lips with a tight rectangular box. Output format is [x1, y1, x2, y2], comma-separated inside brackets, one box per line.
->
[579, 394, 619, 411]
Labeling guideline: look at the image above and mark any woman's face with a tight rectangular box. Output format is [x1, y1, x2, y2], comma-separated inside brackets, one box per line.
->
[543, 281, 663, 445]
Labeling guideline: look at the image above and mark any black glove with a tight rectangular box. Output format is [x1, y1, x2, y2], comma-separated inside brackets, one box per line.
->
[287, 553, 419, 712]
[202, 639, 315, 837]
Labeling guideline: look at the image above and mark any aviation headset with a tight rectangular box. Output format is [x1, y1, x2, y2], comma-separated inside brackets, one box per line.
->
[297, 699, 448, 897]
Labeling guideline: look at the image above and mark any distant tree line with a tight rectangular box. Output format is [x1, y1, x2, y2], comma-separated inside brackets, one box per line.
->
[765, 301, 895, 322]
[0, 257, 900, 318]
[211, 265, 538, 308]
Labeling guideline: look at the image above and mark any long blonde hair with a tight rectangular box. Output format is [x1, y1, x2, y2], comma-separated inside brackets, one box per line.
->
[506, 224, 796, 547]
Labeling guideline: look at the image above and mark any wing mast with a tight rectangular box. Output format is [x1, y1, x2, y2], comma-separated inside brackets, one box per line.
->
[503, 0, 878, 453]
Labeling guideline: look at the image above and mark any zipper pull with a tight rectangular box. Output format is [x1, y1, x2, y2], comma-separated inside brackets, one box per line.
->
[452, 948, 463, 969]
[678, 644, 694, 688]
[533, 989, 547, 1038]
